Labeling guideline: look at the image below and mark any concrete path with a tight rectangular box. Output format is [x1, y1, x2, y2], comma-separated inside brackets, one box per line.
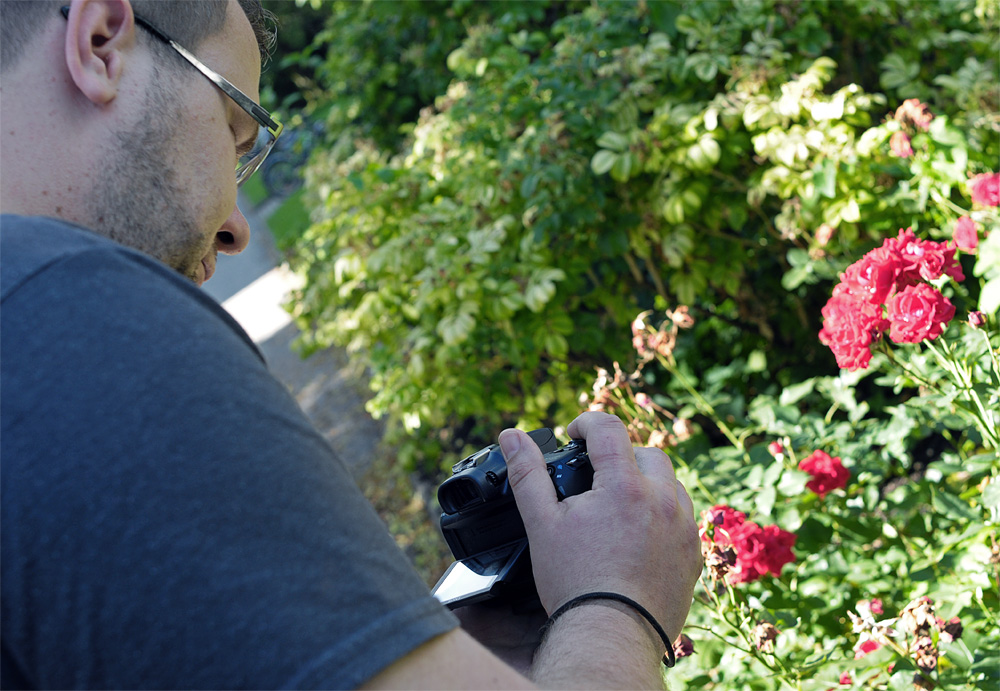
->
[202, 194, 384, 480]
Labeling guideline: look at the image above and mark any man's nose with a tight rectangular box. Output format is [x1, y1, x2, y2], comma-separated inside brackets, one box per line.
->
[215, 204, 251, 255]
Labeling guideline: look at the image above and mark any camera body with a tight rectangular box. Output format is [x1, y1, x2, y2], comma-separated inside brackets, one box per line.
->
[432, 428, 593, 609]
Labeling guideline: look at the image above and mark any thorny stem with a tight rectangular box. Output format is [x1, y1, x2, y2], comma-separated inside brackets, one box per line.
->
[880, 342, 995, 445]
[697, 575, 801, 689]
[923, 338, 1000, 448]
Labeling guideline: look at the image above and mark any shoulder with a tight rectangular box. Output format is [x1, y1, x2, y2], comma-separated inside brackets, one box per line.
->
[0, 213, 259, 356]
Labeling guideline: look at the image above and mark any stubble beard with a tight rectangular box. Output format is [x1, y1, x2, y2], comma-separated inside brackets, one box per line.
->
[87, 67, 210, 284]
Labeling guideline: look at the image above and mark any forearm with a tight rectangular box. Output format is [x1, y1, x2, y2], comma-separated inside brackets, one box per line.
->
[530, 602, 666, 690]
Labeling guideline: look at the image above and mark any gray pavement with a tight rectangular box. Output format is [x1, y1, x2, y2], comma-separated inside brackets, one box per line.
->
[203, 193, 384, 479]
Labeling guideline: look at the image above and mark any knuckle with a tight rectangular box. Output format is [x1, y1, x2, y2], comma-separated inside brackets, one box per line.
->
[505, 456, 543, 490]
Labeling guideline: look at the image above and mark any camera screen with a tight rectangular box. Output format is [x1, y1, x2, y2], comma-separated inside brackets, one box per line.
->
[431, 541, 527, 609]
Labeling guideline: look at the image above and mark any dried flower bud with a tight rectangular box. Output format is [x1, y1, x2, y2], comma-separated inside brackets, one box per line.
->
[894, 98, 935, 132]
[672, 634, 695, 659]
[704, 544, 737, 583]
[969, 311, 986, 329]
[669, 306, 695, 329]
[815, 223, 836, 247]
[647, 429, 671, 450]
[940, 616, 963, 643]
[635, 393, 653, 410]
[900, 596, 937, 636]
[672, 417, 694, 441]
[751, 622, 780, 653]
[912, 636, 939, 671]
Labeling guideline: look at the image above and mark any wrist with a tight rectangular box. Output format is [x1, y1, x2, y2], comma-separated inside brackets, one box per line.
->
[540, 592, 675, 668]
[532, 604, 665, 689]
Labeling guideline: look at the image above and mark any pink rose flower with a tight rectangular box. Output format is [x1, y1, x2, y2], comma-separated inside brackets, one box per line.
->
[798, 450, 850, 498]
[887, 283, 955, 344]
[969, 172, 1000, 207]
[953, 215, 979, 251]
[890, 130, 914, 158]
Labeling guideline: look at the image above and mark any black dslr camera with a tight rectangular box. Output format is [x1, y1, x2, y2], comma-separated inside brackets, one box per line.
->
[431, 428, 593, 609]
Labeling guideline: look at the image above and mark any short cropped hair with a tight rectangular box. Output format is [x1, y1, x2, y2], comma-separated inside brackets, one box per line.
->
[0, 0, 275, 73]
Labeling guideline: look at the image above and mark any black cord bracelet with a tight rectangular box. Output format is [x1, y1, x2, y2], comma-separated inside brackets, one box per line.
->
[538, 591, 677, 668]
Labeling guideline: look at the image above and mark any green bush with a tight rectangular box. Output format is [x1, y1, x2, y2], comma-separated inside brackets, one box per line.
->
[286, 0, 997, 466]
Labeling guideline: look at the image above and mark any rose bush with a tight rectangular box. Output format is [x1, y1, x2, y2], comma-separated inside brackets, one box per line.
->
[274, 0, 1000, 687]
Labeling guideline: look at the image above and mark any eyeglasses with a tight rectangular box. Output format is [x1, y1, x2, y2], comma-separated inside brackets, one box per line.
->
[60, 6, 282, 187]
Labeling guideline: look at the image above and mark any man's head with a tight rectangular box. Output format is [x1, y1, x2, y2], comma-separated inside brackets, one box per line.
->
[0, 0, 278, 285]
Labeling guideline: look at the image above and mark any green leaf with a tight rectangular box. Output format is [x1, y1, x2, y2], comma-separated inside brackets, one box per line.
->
[983, 479, 1000, 513]
[756, 485, 777, 517]
[812, 158, 837, 199]
[780, 379, 815, 406]
[591, 150, 618, 176]
[610, 152, 636, 182]
[979, 276, 1000, 314]
[596, 131, 629, 152]
[931, 486, 979, 523]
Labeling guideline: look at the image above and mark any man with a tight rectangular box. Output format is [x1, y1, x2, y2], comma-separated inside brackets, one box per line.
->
[0, 0, 702, 688]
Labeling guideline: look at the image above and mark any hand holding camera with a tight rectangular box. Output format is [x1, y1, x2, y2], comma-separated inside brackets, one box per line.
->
[434, 412, 702, 653]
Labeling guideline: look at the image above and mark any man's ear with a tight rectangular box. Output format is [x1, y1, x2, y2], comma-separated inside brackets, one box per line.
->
[63, 0, 135, 105]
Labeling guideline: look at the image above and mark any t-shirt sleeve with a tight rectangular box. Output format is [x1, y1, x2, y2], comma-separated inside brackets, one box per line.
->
[0, 246, 458, 689]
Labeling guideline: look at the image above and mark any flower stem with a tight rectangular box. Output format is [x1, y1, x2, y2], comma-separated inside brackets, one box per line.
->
[654, 354, 748, 456]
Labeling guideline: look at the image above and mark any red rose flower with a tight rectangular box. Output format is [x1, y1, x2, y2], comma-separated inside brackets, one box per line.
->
[887, 227, 965, 285]
[854, 638, 883, 659]
[701, 504, 747, 543]
[953, 215, 979, 251]
[819, 291, 889, 370]
[839, 247, 901, 304]
[969, 172, 1000, 207]
[701, 506, 797, 584]
[798, 449, 850, 498]
[890, 131, 914, 158]
[728, 522, 797, 583]
[839, 671, 853, 685]
[886, 283, 956, 344]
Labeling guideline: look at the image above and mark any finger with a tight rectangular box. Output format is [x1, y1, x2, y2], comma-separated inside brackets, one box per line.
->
[634, 446, 676, 485]
[566, 412, 638, 480]
[499, 428, 557, 525]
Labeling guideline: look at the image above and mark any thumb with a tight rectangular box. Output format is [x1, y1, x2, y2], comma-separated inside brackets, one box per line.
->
[499, 429, 557, 526]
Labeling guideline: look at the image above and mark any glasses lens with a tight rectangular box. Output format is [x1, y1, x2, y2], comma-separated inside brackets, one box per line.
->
[236, 124, 279, 186]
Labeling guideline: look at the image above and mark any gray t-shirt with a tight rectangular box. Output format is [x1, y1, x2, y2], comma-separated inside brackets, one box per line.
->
[0, 215, 457, 689]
